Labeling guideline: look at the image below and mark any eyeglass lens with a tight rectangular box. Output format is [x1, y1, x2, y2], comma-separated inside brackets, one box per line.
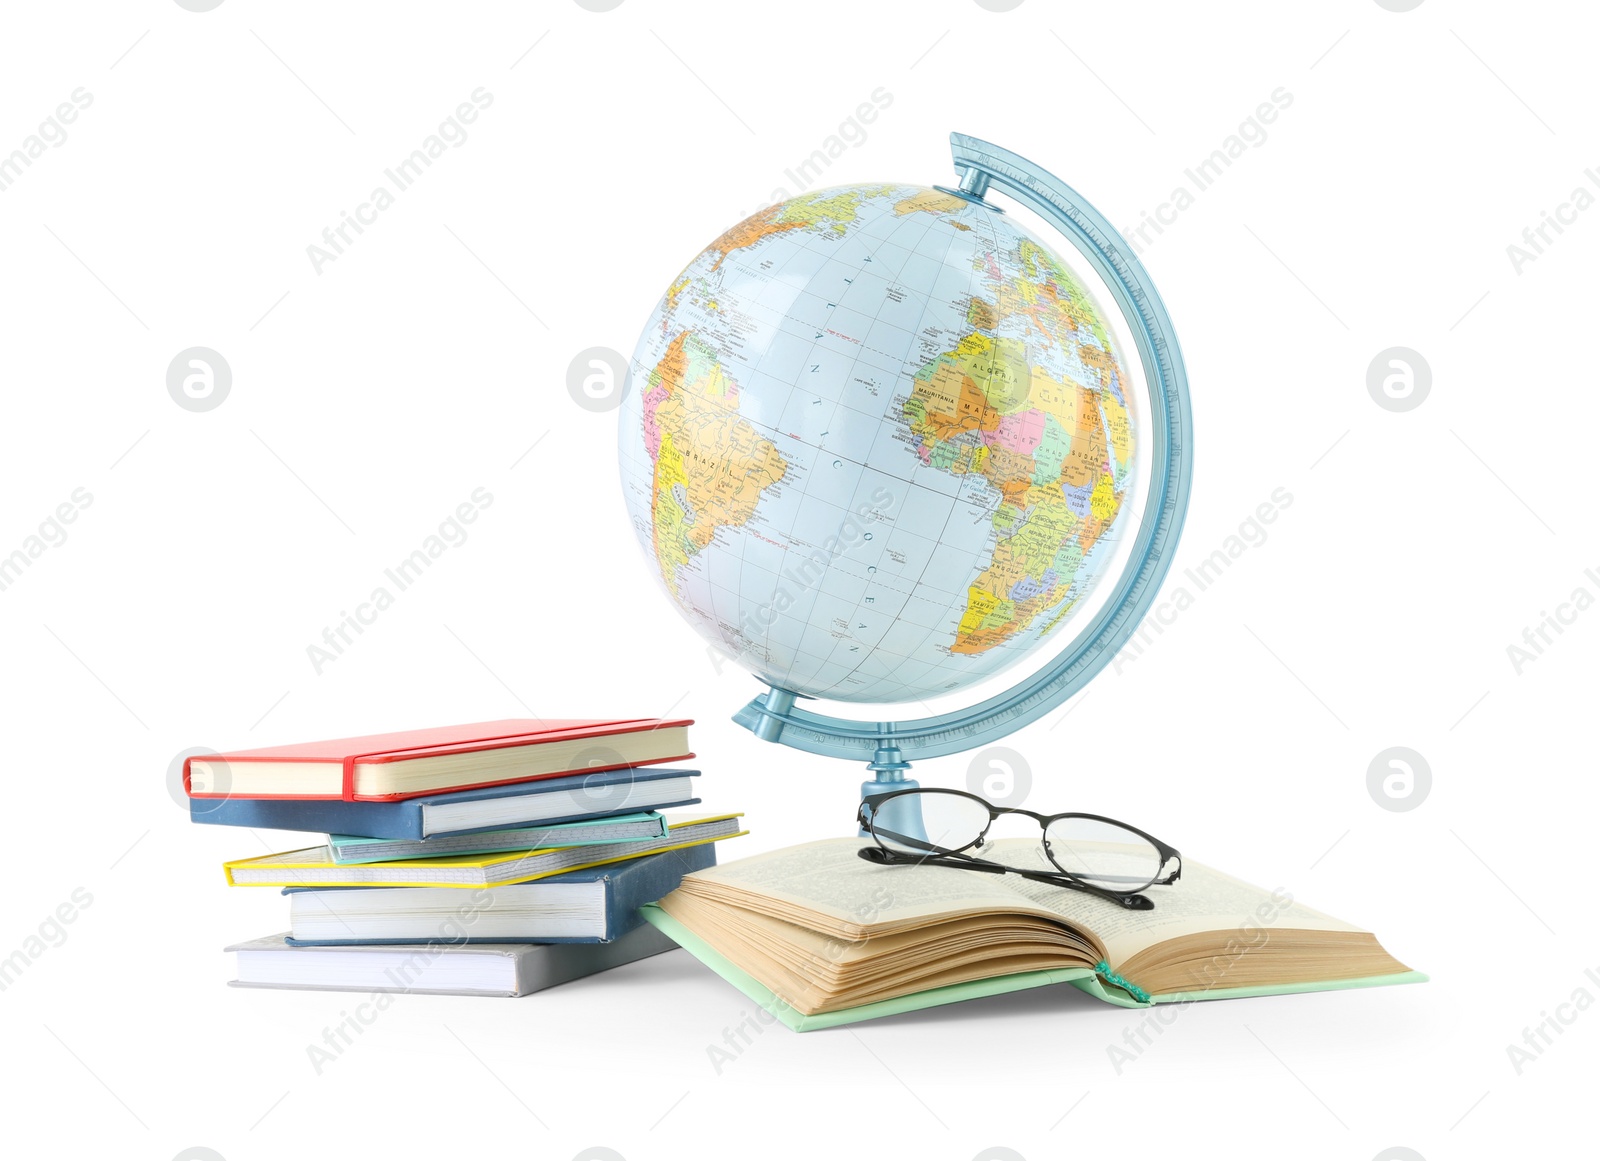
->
[868, 790, 1163, 891]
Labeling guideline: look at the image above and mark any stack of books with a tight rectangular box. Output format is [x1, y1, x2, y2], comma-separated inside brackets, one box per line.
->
[187, 718, 744, 997]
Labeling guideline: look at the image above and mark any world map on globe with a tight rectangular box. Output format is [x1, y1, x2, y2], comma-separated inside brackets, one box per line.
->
[619, 182, 1139, 705]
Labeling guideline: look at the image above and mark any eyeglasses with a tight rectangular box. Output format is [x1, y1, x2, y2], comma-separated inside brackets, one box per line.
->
[856, 787, 1182, 910]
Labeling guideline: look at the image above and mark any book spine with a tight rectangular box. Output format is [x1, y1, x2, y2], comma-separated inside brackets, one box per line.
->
[191, 796, 426, 840]
[510, 924, 679, 993]
[601, 843, 718, 940]
[1093, 960, 1151, 1004]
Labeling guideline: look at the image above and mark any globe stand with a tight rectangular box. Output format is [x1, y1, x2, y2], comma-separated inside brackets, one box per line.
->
[859, 746, 918, 839]
[730, 133, 1194, 831]
[747, 688, 919, 834]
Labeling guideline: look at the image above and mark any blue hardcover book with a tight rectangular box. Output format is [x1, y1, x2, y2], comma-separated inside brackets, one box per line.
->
[189, 766, 700, 840]
[327, 812, 669, 864]
[284, 843, 717, 945]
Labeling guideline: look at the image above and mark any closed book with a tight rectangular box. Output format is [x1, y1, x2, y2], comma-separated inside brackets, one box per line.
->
[189, 765, 700, 839]
[185, 717, 692, 802]
[328, 811, 669, 865]
[227, 921, 680, 997]
[225, 813, 745, 888]
[287, 842, 718, 944]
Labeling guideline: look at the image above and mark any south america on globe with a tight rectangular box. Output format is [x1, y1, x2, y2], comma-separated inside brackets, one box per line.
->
[618, 183, 1139, 706]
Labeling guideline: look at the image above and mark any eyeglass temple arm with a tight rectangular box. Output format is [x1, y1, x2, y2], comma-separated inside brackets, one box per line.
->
[858, 844, 1011, 876]
[859, 825, 1015, 874]
[997, 863, 1154, 908]
[859, 818, 1035, 873]
[858, 845, 1154, 910]
[864, 826, 1149, 885]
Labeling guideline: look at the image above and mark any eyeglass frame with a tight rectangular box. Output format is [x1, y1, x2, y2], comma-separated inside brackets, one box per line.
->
[856, 787, 1183, 911]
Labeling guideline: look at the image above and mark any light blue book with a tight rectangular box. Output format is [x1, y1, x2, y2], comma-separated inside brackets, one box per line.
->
[328, 811, 669, 864]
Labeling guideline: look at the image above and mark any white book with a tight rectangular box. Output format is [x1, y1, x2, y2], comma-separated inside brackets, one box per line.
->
[226, 923, 679, 998]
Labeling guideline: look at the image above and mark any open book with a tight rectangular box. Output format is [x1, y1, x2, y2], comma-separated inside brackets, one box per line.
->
[644, 838, 1423, 1031]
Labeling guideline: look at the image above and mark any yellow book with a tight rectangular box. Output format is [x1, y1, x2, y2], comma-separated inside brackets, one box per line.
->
[223, 813, 745, 888]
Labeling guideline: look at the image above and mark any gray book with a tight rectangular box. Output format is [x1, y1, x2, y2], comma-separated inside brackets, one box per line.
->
[225, 922, 678, 997]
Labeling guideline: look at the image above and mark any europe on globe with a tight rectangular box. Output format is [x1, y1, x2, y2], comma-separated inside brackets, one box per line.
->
[618, 182, 1140, 706]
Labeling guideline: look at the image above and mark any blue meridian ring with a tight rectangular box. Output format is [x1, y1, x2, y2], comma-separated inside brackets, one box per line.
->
[733, 132, 1194, 763]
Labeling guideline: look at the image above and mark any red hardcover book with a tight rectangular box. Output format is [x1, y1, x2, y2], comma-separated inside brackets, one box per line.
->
[183, 718, 693, 802]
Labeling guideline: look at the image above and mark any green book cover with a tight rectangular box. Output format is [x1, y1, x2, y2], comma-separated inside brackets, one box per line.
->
[642, 904, 1427, 1031]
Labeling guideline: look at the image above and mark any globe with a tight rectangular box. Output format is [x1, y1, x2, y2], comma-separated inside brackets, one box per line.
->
[615, 134, 1191, 792]
[619, 183, 1140, 705]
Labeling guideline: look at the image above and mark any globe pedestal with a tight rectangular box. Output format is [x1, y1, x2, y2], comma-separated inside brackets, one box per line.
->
[858, 745, 918, 839]
[751, 689, 920, 834]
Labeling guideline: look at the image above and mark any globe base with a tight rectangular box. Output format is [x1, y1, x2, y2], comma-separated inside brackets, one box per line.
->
[858, 746, 917, 837]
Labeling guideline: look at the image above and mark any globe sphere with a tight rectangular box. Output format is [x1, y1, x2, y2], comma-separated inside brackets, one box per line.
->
[618, 183, 1139, 704]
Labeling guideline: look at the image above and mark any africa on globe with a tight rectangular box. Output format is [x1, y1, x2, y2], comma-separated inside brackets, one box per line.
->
[618, 182, 1140, 706]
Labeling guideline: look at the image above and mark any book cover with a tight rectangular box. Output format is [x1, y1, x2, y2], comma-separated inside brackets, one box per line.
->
[288, 843, 719, 945]
[328, 811, 670, 864]
[189, 765, 701, 839]
[641, 904, 1428, 1031]
[227, 921, 681, 997]
[224, 813, 745, 888]
[185, 717, 693, 802]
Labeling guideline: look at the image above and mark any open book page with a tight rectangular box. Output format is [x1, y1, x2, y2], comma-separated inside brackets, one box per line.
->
[675, 838, 1072, 938]
[674, 837, 1365, 970]
[662, 891, 1101, 1014]
[976, 838, 1364, 967]
[664, 837, 1409, 1010]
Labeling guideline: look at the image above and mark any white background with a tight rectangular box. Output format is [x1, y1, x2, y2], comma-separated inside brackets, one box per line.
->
[1, 2, 1594, 1159]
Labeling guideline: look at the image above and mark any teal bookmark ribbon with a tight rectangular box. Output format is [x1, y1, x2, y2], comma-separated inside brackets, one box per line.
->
[1093, 960, 1151, 1004]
